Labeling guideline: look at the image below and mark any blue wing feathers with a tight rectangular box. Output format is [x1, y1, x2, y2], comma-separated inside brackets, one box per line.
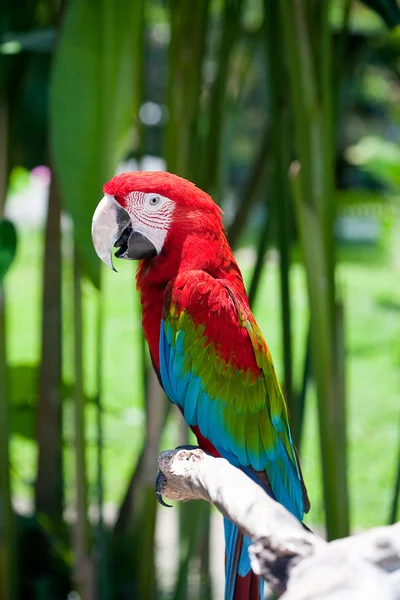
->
[159, 325, 176, 403]
[181, 373, 197, 425]
[168, 344, 181, 403]
[224, 518, 239, 600]
[197, 390, 211, 438]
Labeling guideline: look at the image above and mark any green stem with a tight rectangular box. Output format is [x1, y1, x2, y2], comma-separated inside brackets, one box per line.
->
[275, 136, 294, 413]
[0, 284, 15, 600]
[94, 275, 110, 600]
[320, 0, 336, 321]
[265, 0, 294, 411]
[174, 501, 209, 600]
[0, 99, 16, 600]
[35, 172, 63, 520]
[334, 0, 353, 116]
[289, 162, 349, 539]
[248, 204, 271, 308]
[112, 367, 168, 600]
[166, 0, 210, 179]
[281, 0, 349, 539]
[202, 0, 243, 197]
[228, 127, 270, 250]
[389, 419, 400, 524]
[73, 246, 93, 598]
[296, 323, 311, 451]
[198, 505, 212, 600]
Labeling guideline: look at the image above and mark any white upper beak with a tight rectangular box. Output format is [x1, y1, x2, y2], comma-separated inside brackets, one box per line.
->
[91, 194, 130, 271]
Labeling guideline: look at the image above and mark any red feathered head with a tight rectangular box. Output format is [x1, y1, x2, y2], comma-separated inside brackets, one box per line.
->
[92, 171, 224, 270]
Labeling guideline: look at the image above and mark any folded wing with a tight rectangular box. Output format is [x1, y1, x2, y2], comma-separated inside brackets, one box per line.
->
[159, 269, 309, 520]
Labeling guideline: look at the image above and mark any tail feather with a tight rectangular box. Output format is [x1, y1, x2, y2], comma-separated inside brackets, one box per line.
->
[224, 518, 264, 600]
[234, 571, 262, 600]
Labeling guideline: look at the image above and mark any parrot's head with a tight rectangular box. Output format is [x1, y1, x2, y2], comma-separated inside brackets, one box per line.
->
[91, 171, 223, 271]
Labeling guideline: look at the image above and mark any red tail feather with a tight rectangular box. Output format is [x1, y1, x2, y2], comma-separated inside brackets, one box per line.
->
[226, 530, 263, 600]
[234, 572, 262, 600]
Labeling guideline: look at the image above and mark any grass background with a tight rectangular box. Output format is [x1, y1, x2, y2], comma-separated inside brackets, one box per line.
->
[6, 226, 400, 531]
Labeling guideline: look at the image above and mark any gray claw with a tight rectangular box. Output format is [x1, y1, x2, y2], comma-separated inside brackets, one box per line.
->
[155, 469, 172, 508]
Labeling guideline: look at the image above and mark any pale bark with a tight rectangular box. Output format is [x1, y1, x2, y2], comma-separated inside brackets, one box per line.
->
[157, 448, 400, 599]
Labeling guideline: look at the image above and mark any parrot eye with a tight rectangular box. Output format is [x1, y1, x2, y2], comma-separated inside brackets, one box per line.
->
[148, 195, 161, 207]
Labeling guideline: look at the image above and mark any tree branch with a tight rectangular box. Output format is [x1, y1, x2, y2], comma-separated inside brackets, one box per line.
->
[157, 448, 400, 599]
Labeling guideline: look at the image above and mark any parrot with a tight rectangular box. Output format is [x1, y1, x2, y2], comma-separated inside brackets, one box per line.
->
[91, 171, 310, 600]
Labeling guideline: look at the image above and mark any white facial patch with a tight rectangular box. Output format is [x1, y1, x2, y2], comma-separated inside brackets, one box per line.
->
[125, 191, 175, 254]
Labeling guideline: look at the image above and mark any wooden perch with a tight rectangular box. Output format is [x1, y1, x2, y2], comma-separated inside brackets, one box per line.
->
[157, 448, 400, 599]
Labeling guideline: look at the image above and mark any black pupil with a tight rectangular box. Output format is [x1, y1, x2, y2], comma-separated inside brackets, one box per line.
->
[151, 196, 159, 204]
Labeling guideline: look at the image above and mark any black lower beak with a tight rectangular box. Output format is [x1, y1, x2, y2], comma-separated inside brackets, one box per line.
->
[114, 225, 158, 260]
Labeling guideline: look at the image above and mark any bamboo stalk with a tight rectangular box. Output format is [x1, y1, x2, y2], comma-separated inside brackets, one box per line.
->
[334, 0, 353, 115]
[289, 160, 349, 539]
[72, 245, 94, 599]
[277, 194, 293, 409]
[176, 411, 191, 600]
[0, 278, 14, 600]
[248, 208, 271, 308]
[93, 275, 110, 600]
[275, 152, 294, 414]
[35, 171, 63, 520]
[319, 0, 335, 313]
[34, 0, 65, 526]
[202, 0, 243, 198]
[0, 98, 16, 600]
[296, 323, 311, 451]
[281, 0, 349, 539]
[227, 127, 270, 249]
[166, 0, 210, 178]
[135, 368, 167, 600]
[174, 500, 209, 600]
[112, 368, 168, 600]
[131, 0, 145, 127]
[389, 421, 400, 524]
[334, 299, 349, 525]
[264, 0, 294, 412]
[197, 506, 212, 600]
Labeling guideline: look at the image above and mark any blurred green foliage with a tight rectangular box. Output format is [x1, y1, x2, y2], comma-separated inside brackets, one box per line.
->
[0, 221, 17, 282]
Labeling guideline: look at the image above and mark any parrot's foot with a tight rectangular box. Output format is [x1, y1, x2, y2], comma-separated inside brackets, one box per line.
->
[155, 446, 200, 507]
[155, 469, 172, 508]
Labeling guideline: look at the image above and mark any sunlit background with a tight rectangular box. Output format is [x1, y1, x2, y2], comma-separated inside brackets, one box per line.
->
[1, 1, 400, 599]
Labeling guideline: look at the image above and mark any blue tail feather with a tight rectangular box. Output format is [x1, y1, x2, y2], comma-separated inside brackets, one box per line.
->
[224, 518, 264, 600]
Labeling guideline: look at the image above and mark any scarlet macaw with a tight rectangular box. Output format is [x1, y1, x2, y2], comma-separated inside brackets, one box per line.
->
[92, 171, 310, 600]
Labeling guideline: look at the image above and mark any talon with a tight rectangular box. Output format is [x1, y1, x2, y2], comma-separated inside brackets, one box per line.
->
[157, 491, 172, 508]
[155, 469, 172, 508]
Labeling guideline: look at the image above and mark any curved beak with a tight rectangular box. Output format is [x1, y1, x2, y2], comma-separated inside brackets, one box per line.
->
[91, 195, 157, 271]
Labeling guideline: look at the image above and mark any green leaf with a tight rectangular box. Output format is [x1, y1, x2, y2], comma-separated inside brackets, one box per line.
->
[0, 219, 17, 282]
[50, 0, 144, 287]
[346, 136, 400, 191]
[360, 0, 400, 29]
